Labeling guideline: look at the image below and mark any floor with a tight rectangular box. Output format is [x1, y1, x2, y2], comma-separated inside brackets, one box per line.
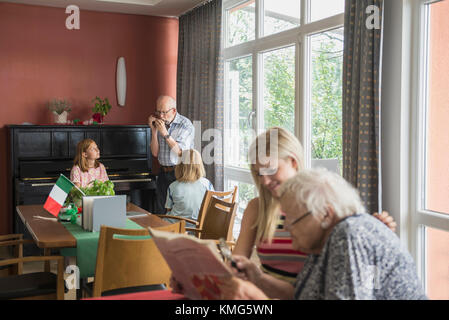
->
[26, 260, 77, 300]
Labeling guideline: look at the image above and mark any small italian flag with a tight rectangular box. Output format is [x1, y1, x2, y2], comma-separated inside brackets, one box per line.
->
[43, 174, 74, 217]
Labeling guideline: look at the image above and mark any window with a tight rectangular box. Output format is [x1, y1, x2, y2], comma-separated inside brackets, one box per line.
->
[426, 227, 449, 299]
[226, 179, 258, 240]
[225, 55, 253, 169]
[263, 0, 300, 36]
[309, 28, 344, 173]
[309, 0, 345, 23]
[412, 0, 449, 299]
[262, 45, 296, 132]
[223, 0, 344, 238]
[226, 1, 256, 47]
[423, 1, 449, 218]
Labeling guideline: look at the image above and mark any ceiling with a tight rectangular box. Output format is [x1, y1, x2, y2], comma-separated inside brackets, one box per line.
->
[0, 0, 207, 18]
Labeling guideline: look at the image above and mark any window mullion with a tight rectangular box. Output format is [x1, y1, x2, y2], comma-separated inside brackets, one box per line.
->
[416, 210, 449, 231]
[300, 32, 311, 169]
[410, 0, 431, 286]
[254, 52, 262, 134]
[224, 167, 254, 185]
[295, 40, 301, 141]
[256, 0, 263, 39]
[302, 0, 308, 24]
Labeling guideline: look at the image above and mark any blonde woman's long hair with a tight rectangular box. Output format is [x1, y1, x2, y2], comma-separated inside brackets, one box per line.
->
[175, 149, 206, 182]
[248, 127, 305, 244]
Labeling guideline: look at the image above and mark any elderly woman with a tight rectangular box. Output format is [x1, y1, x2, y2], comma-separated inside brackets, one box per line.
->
[226, 168, 426, 300]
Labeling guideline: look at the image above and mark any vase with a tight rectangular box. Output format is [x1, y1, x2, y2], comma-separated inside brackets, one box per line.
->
[53, 111, 68, 124]
[92, 113, 104, 123]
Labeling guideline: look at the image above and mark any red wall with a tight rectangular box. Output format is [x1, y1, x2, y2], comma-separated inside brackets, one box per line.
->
[0, 3, 179, 234]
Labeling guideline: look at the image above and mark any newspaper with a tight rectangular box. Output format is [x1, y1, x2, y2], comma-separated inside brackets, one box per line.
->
[148, 227, 233, 300]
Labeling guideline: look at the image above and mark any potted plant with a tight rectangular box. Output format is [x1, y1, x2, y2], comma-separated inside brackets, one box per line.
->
[47, 99, 72, 124]
[65, 180, 115, 208]
[92, 96, 112, 123]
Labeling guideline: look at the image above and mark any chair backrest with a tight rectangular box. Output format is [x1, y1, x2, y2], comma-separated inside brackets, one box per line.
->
[196, 186, 238, 235]
[0, 234, 24, 276]
[153, 220, 186, 234]
[93, 226, 171, 297]
[199, 197, 238, 241]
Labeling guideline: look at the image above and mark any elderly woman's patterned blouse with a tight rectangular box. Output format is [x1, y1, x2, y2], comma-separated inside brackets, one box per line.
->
[294, 213, 427, 300]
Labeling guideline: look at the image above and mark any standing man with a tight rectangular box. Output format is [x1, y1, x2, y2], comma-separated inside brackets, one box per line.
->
[149, 95, 194, 214]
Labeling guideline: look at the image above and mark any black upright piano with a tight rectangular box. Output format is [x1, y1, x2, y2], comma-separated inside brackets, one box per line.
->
[7, 125, 156, 253]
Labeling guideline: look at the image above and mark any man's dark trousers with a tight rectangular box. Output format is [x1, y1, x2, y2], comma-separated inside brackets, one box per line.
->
[154, 169, 176, 214]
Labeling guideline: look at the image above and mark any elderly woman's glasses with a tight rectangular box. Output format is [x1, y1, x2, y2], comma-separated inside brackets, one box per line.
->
[155, 108, 174, 116]
[285, 211, 311, 229]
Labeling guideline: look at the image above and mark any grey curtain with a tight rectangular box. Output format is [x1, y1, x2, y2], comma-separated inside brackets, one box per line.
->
[177, 0, 224, 191]
[342, 0, 383, 214]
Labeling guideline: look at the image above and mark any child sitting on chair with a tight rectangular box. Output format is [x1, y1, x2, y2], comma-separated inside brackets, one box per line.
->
[164, 149, 214, 227]
[70, 139, 109, 188]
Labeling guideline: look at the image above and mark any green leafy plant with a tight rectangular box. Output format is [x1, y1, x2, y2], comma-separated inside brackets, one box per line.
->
[47, 99, 72, 115]
[65, 180, 115, 207]
[92, 96, 112, 117]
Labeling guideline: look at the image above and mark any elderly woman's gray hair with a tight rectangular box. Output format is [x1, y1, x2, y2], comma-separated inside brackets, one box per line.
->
[279, 168, 366, 220]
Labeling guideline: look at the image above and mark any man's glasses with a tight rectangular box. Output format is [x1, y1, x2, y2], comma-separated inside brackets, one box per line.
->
[155, 108, 174, 116]
[285, 211, 311, 229]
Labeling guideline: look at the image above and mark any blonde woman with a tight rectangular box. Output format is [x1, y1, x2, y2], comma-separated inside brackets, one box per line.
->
[232, 127, 397, 285]
[164, 149, 214, 226]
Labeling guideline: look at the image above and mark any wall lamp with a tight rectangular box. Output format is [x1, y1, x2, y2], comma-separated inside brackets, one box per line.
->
[116, 57, 126, 107]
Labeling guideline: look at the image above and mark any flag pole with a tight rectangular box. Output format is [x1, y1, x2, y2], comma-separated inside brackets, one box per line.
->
[60, 173, 86, 196]
[72, 183, 86, 197]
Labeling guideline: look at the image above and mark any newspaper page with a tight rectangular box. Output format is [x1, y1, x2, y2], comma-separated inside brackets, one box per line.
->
[148, 227, 233, 300]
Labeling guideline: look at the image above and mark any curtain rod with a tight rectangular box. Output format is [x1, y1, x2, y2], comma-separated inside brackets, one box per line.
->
[179, 0, 216, 17]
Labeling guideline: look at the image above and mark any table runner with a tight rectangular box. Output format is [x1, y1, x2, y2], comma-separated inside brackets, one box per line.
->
[60, 219, 146, 278]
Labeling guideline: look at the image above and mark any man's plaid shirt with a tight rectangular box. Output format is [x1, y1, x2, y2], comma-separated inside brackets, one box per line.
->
[156, 112, 194, 166]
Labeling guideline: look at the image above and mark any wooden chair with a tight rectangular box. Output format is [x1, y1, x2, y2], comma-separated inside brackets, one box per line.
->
[157, 186, 238, 238]
[0, 234, 29, 276]
[153, 220, 186, 234]
[91, 226, 173, 298]
[190, 197, 238, 242]
[0, 234, 64, 300]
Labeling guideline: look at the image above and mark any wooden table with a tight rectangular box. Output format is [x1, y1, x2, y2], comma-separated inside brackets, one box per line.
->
[16, 203, 170, 299]
[16, 203, 169, 249]
[126, 203, 170, 229]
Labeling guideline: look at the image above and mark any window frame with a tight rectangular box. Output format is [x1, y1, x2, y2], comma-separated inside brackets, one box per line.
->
[409, 0, 449, 292]
[383, 0, 449, 295]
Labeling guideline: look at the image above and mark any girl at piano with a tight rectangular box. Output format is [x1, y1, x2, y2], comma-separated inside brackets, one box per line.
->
[164, 149, 214, 227]
[70, 139, 109, 188]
